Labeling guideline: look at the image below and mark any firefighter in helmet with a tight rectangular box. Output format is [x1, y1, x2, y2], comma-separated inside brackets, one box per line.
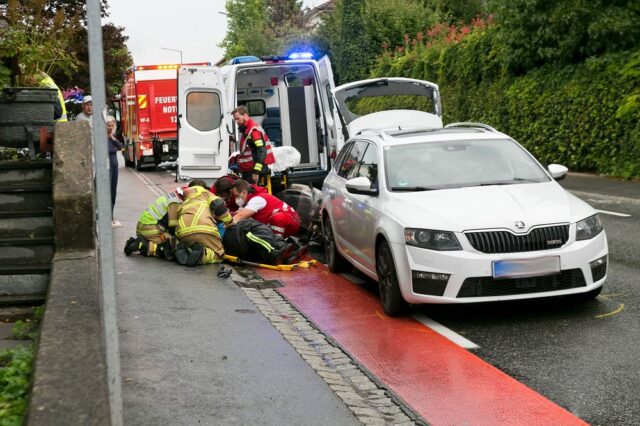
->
[173, 184, 233, 266]
[123, 180, 208, 259]
[232, 105, 275, 184]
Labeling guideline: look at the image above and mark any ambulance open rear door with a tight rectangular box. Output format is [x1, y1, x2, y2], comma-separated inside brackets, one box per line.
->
[316, 55, 344, 158]
[177, 66, 228, 180]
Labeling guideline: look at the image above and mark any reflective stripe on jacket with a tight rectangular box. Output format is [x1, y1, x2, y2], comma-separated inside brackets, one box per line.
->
[237, 120, 276, 172]
[176, 187, 231, 239]
[138, 192, 182, 228]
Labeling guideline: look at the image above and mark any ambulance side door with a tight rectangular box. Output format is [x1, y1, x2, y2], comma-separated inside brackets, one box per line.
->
[317, 55, 344, 162]
[177, 66, 228, 180]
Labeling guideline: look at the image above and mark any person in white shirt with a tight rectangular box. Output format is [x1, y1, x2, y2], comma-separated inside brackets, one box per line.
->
[75, 95, 93, 126]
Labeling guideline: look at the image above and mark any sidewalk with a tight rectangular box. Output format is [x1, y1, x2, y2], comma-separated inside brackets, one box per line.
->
[112, 163, 360, 425]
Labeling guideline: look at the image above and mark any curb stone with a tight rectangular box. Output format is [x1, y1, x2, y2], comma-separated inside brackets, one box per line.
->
[239, 286, 428, 426]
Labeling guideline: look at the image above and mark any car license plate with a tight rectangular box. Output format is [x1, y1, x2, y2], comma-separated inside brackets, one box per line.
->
[142, 149, 153, 156]
[162, 144, 169, 153]
[492, 256, 560, 279]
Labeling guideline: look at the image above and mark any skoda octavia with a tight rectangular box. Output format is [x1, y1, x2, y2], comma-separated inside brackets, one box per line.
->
[321, 123, 608, 315]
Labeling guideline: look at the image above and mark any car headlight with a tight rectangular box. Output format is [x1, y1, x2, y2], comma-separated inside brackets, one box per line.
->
[576, 214, 603, 241]
[405, 228, 462, 251]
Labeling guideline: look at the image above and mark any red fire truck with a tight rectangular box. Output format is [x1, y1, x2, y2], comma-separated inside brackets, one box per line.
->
[119, 62, 209, 170]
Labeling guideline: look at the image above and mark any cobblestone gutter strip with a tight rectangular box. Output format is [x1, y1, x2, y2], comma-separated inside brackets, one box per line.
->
[239, 285, 428, 426]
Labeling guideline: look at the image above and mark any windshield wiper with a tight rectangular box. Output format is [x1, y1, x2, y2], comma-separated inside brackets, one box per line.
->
[391, 186, 437, 191]
[476, 178, 541, 187]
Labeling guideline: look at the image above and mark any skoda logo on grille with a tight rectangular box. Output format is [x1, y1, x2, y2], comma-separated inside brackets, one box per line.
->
[515, 221, 526, 230]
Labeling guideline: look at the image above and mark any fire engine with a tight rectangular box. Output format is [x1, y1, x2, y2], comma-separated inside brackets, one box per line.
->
[120, 62, 209, 170]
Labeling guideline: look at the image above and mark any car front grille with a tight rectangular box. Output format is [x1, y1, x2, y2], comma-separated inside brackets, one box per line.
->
[457, 269, 586, 298]
[465, 225, 570, 254]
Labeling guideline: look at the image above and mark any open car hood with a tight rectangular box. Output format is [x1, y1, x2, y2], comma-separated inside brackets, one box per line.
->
[332, 77, 443, 136]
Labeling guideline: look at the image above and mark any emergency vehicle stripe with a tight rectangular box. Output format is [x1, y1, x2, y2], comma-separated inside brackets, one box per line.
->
[138, 95, 148, 109]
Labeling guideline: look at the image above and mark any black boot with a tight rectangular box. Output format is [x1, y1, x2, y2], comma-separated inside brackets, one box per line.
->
[175, 243, 188, 265]
[158, 240, 175, 261]
[123, 237, 137, 255]
[186, 243, 204, 266]
[285, 245, 309, 265]
[268, 243, 295, 266]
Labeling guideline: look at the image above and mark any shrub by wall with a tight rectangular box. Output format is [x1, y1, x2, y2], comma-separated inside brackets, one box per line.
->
[369, 23, 640, 179]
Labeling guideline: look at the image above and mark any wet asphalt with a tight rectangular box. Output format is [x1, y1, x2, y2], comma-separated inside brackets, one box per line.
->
[420, 175, 640, 425]
[144, 166, 640, 425]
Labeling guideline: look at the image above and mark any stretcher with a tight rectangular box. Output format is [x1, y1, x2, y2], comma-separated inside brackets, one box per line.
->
[223, 254, 317, 271]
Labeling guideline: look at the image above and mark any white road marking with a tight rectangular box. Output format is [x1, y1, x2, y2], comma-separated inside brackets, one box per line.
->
[412, 313, 480, 349]
[338, 272, 480, 349]
[595, 209, 632, 218]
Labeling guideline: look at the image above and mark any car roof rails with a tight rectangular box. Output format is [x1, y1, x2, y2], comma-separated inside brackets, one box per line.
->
[355, 128, 389, 139]
[444, 122, 498, 133]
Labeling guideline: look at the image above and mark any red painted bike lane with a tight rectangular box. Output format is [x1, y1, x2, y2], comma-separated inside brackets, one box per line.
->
[259, 265, 587, 426]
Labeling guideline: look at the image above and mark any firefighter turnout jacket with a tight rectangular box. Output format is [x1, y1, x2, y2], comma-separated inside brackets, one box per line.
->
[176, 186, 232, 262]
[136, 191, 182, 243]
[237, 117, 275, 174]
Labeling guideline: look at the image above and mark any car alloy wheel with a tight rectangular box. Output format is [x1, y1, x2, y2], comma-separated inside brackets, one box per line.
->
[323, 215, 348, 273]
[376, 240, 406, 316]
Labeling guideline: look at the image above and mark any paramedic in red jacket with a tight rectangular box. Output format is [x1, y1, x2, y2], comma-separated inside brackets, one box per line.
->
[232, 106, 275, 184]
[230, 179, 300, 238]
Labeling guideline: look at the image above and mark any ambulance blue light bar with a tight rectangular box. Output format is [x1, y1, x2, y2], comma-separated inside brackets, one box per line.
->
[288, 52, 314, 60]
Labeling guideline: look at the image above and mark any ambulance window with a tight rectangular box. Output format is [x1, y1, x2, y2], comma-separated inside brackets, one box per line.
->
[238, 99, 266, 116]
[186, 92, 222, 131]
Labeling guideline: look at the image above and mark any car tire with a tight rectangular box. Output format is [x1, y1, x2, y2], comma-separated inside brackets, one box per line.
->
[376, 240, 407, 316]
[323, 215, 349, 273]
[135, 146, 144, 171]
[124, 142, 135, 167]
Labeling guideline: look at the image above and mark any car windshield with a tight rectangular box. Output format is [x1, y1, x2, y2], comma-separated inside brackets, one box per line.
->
[384, 138, 550, 191]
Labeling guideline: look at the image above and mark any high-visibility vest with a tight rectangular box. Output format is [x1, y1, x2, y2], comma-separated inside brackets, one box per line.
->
[39, 73, 68, 122]
[237, 123, 276, 172]
[138, 192, 182, 228]
[176, 187, 231, 239]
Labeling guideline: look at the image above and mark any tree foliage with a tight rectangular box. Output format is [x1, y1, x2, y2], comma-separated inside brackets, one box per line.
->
[0, 0, 81, 86]
[50, 22, 132, 96]
[220, 0, 307, 59]
[336, 0, 368, 83]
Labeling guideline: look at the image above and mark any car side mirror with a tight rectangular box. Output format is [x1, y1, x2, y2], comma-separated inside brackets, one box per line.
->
[548, 164, 568, 181]
[346, 176, 378, 196]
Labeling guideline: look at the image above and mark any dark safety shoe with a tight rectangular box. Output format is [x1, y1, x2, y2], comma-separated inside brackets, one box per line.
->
[123, 237, 138, 256]
[269, 243, 295, 266]
[175, 243, 188, 265]
[186, 243, 204, 266]
[158, 240, 175, 261]
[285, 245, 309, 265]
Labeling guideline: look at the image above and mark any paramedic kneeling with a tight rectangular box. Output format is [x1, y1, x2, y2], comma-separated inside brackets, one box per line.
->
[230, 179, 301, 238]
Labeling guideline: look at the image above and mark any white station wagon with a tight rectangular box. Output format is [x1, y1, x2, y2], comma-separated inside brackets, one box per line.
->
[321, 121, 608, 316]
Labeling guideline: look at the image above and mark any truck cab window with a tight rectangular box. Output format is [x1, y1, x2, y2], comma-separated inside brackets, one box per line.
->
[186, 92, 221, 132]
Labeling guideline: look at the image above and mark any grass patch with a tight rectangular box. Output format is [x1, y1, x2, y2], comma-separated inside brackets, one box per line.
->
[0, 306, 43, 425]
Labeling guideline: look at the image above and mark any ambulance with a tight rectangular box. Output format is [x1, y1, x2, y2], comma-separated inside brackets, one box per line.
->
[176, 53, 443, 186]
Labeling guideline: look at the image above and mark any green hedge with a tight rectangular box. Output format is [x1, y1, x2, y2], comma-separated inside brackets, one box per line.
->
[369, 28, 640, 179]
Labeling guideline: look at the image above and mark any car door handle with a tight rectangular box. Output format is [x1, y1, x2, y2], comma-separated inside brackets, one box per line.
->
[328, 188, 336, 198]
